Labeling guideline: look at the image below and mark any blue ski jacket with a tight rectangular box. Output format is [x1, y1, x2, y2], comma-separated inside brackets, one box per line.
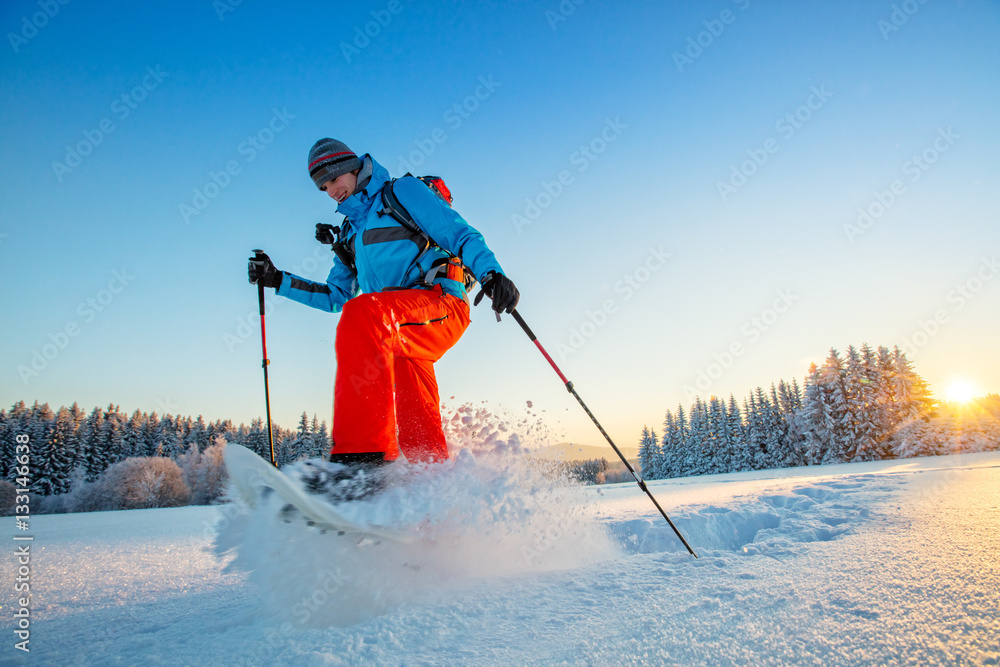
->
[276, 155, 505, 312]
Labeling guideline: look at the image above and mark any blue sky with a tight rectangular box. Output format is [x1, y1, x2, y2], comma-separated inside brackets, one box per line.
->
[2, 0, 998, 449]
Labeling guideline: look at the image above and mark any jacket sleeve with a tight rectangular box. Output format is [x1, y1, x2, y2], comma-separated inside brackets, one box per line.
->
[275, 257, 358, 313]
[392, 177, 505, 282]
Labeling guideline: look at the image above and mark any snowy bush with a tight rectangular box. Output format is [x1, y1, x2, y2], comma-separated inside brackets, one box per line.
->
[892, 401, 1000, 458]
[69, 457, 191, 511]
[114, 457, 191, 509]
[603, 465, 637, 485]
[178, 437, 228, 505]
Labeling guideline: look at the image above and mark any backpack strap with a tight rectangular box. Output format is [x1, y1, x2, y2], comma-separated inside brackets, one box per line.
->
[379, 178, 478, 291]
[379, 179, 429, 241]
[326, 222, 358, 277]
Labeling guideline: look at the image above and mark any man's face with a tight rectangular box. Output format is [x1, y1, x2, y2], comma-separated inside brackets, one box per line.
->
[321, 170, 358, 203]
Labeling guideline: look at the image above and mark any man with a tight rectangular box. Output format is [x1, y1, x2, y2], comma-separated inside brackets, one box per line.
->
[248, 138, 518, 476]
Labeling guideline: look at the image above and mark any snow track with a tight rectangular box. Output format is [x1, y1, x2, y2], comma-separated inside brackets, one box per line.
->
[607, 474, 896, 556]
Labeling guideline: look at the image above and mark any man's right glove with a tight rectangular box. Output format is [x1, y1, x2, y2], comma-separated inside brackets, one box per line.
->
[315, 223, 338, 246]
[474, 271, 519, 314]
[248, 252, 282, 289]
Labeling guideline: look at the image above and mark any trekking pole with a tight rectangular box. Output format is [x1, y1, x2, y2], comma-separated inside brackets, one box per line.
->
[252, 249, 277, 467]
[510, 308, 698, 558]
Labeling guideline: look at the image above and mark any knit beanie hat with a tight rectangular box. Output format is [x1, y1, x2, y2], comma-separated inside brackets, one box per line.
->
[307, 138, 362, 190]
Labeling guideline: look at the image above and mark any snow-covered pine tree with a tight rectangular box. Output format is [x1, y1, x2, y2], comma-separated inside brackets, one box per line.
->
[185, 415, 208, 455]
[796, 364, 821, 465]
[859, 344, 892, 459]
[293, 412, 312, 462]
[158, 414, 183, 460]
[875, 345, 898, 427]
[313, 418, 330, 459]
[723, 394, 745, 473]
[672, 405, 690, 477]
[122, 409, 146, 462]
[27, 402, 54, 494]
[35, 406, 79, 495]
[707, 396, 728, 474]
[274, 425, 297, 467]
[69, 402, 86, 440]
[1, 402, 25, 479]
[686, 398, 710, 475]
[776, 381, 805, 466]
[638, 425, 660, 478]
[246, 418, 270, 460]
[892, 415, 948, 458]
[891, 347, 934, 421]
[658, 410, 677, 479]
[842, 346, 877, 461]
[741, 392, 763, 470]
[887, 347, 941, 456]
[79, 407, 106, 481]
[751, 387, 777, 470]
[819, 349, 850, 464]
[729, 396, 755, 472]
[102, 405, 128, 466]
[141, 412, 160, 457]
[765, 384, 794, 468]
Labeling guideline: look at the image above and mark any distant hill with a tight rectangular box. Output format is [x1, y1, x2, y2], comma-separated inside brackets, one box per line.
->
[531, 442, 639, 463]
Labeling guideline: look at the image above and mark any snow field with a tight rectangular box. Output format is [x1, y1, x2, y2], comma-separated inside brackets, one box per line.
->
[2, 452, 998, 665]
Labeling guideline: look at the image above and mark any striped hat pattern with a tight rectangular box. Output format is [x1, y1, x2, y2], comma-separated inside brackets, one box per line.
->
[307, 138, 362, 190]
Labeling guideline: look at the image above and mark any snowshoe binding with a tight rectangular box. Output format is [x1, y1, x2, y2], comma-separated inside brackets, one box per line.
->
[279, 456, 388, 527]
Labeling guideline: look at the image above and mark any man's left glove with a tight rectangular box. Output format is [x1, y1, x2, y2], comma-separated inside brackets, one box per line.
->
[248, 252, 283, 289]
[474, 271, 519, 314]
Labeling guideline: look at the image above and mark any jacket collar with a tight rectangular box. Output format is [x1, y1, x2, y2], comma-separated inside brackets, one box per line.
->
[337, 154, 389, 221]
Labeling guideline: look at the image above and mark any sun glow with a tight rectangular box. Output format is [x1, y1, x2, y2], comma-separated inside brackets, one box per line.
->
[944, 380, 977, 404]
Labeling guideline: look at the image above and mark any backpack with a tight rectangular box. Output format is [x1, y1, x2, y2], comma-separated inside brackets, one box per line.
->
[318, 174, 476, 289]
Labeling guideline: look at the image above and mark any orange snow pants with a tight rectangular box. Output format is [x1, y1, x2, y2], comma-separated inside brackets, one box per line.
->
[332, 286, 470, 463]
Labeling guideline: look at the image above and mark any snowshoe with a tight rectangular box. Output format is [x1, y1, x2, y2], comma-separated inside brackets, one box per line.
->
[224, 445, 410, 543]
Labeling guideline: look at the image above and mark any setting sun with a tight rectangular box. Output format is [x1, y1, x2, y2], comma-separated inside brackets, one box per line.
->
[944, 380, 978, 404]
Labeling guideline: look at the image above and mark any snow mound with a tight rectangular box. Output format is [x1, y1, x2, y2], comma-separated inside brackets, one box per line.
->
[213, 411, 618, 627]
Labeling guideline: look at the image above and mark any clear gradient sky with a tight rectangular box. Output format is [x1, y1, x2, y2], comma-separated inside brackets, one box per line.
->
[2, 0, 998, 451]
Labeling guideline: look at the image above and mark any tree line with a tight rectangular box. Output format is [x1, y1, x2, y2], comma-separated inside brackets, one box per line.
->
[638, 344, 1000, 479]
[0, 402, 330, 497]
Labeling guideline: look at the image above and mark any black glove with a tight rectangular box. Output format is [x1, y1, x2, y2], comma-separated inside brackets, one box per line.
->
[474, 271, 519, 314]
[315, 223, 338, 246]
[248, 252, 282, 289]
